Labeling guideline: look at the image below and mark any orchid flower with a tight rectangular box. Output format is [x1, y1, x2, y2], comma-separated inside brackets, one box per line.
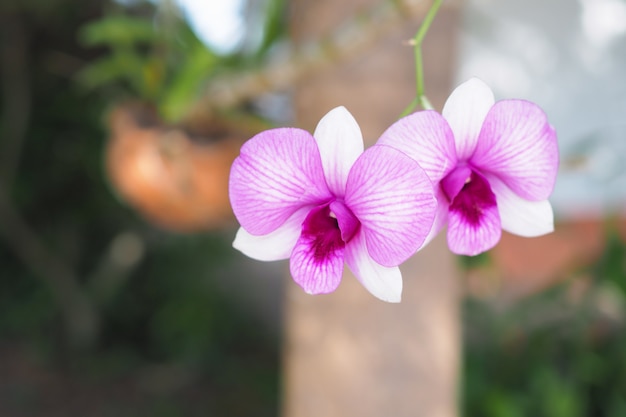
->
[378, 78, 559, 256]
[229, 106, 436, 302]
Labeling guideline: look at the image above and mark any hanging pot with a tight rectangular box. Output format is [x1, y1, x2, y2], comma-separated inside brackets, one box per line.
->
[105, 103, 243, 232]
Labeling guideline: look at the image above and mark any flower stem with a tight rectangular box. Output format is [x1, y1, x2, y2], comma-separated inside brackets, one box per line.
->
[401, 0, 443, 116]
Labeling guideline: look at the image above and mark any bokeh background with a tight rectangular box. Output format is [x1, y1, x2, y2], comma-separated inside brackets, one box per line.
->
[0, 0, 625, 416]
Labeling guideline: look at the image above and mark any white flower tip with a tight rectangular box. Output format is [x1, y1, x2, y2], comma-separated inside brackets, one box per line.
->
[384, 293, 402, 303]
[533, 219, 554, 237]
[322, 106, 356, 125]
[232, 226, 296, 262]
[368, 277, 403, 303]
[232, 227, 250, 253]
[330, 105, 349, 113]
[452, 77, 495, 103]
[315, 105, 360, 135]
[463, 77, 490, 89]
[364, 282, 402, 303]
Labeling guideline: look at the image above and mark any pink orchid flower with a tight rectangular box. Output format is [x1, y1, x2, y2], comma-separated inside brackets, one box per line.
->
[229, 106, 436, 302]
[378, 78, 559, 256]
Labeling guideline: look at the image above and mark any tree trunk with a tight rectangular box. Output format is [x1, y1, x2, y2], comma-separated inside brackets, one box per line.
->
[282, 1, 462, 416]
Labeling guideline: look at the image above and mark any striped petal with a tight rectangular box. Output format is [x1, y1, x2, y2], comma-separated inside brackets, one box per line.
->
[447, 203, 501, 256]
[471, 99, 559, 201]
[229, 127, 332, 235]
[377, 110, 457, 183]
[446, 171, 501, 256]
[345, 145, 436, 267]
[290, 205, 345, 294]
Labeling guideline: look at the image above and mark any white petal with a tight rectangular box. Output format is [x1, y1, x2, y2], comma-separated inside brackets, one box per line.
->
[230, 127, 331, 235]
[418, 187, 449, 251]
[313, 106, 364, 196]
[344, 232, 403, 303]
[490, 176, 554, 237]
[232, 209, 308, 261]
[442, 78, 495, 161]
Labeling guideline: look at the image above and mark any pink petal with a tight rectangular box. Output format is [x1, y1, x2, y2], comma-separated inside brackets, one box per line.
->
[442, 78, 495, 161]
[345, 145, 437, 267]
[488, 175, 554, 237]
[471, 99, 559, 201]
[344, 231, 403, 303]
[447, 203, 501, 256]
[313, 106, 364, 196]
[232, 208, 309, 261]
[290, 229, 345, 295]
[229, 128, 332, 235]
[377, 110, 457, 183]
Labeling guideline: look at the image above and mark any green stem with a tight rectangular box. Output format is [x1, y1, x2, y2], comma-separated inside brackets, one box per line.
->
[399, 97, 419, 118]
[401, 0, 443, 115]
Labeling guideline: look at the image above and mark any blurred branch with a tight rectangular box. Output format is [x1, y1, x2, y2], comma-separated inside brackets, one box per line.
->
[189, 0, 444, 117]
[0, 185, 99, 348]
[0, 13, 99, 348]
[86, 231, 145, 307]
[0, 13, 31, 188]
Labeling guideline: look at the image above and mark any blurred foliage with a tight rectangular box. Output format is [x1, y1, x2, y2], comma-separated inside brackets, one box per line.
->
[0, 0, 73, 16]
[462, 229, 626, 417]
[252, 0, 286, 60]
[458, 251, 492, 269]
[0, 0, 283, 415]
[77, 0, 287, 123]
[77, 11, 217, 122]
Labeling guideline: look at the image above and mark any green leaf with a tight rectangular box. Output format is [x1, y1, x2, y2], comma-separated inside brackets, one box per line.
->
[79, 15, 158, 48]
[76, 56, 133, 90]
[159, 44, 218, 123]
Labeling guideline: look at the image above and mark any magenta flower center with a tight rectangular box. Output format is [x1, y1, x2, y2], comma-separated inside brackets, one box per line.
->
[441, 166, 497, 226]
[301, 201, 360, 262]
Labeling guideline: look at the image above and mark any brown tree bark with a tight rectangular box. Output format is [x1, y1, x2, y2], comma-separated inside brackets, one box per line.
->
[283, 1, 462, 416]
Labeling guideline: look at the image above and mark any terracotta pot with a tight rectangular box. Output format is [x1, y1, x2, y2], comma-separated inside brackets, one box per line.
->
[105, 104, 243, 232]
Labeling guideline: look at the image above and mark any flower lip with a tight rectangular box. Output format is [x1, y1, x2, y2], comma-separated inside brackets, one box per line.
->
[300, 201, 360, 263]
[441, 164, 472, 202]
[329, 200, 360, 243]
[301, 204, 344, 263]
[447, 170, 497, 227]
